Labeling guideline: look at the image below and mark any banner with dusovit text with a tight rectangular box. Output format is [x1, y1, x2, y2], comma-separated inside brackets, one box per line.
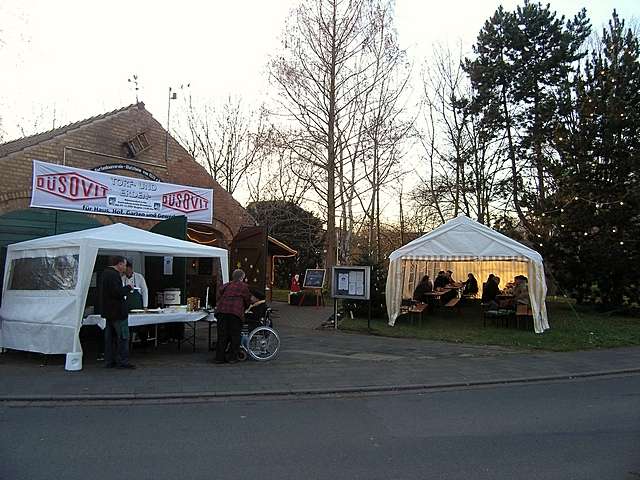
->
[30, 160, 213, 224]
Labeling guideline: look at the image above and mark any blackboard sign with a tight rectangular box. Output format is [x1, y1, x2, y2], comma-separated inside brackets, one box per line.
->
[331, 266, 371, 300]
[303, 269, 326, 289]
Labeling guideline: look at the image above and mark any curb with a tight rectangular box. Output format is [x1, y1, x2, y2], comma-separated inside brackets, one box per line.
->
[2, 367, 639, 404]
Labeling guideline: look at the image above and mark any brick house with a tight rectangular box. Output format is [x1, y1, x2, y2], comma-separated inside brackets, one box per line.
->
[0, 102, 255, 247]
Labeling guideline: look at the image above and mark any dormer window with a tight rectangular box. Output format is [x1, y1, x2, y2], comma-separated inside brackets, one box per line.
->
[124, 132, 150, 157]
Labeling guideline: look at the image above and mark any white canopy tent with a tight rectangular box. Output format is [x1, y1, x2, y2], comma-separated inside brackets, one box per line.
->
[0, 223, 229, 356]
[386, 214, 549, 333]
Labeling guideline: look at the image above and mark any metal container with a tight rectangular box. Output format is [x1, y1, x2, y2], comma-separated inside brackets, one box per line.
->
[163, 288, 181, 305]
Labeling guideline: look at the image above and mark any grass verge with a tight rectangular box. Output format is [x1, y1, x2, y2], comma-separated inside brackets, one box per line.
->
[271, 289, 290, 303]
[338, 301, 640, 351]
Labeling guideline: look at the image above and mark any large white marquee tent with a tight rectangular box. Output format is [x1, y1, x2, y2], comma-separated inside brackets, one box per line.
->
[386, 214, 549, 333]
[0, 223, 229, 356]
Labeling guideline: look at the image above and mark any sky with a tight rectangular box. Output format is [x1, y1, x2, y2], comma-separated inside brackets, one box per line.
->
[0, 0, 638, 205]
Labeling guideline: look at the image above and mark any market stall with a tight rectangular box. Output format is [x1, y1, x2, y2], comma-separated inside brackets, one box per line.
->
[386, 214, 549, 333]
[0, 223, 228, 366]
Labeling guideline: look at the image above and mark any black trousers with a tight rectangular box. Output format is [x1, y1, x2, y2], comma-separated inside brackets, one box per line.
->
[215, 313, 242, 362]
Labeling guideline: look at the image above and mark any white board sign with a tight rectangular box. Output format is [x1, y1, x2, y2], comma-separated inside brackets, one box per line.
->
[30, 160, 213, 223]
[331, 266, 371, 300]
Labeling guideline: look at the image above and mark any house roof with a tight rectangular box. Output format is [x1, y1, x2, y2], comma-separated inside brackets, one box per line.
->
[0, 103, 143, 159]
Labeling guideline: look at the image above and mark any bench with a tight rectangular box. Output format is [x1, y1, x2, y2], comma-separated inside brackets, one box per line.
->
[443, 297, 461, 313]
[444, 298, 460, 308]
[515, 304, 533, 329]
[407, 303, 428, 327]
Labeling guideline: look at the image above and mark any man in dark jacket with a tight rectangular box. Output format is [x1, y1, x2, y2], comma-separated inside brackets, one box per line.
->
[433, 271, 448, 290]
[101, 255, 135, 369]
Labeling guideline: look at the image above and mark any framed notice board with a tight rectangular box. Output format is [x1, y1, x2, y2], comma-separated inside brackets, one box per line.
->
[303, 269, 326, 289]
[331, 266, 371, 300]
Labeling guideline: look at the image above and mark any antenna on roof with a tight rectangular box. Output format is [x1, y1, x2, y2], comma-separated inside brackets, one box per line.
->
[128, 74, 140, 103]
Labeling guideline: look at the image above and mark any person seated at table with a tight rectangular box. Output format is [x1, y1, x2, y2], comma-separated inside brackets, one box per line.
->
[445, 270, 455, 285]
[433, 271, 448, 290]
[481, 274, 500, 306]
[412, 275, 433, 303]
[462, 273, 479, 296]
[513, 275, 530, 306]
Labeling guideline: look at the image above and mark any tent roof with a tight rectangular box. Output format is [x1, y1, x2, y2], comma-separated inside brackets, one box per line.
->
[6, 223, 228, 258]
[389, 214, 542, 263]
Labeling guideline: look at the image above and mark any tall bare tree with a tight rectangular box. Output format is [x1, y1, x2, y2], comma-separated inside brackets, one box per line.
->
[271, 0, 376, 268]
[246, 128, 314, 205]
[356, 1, 413, 261]
[414, 44, 509, 226]
[271, 0, 411, 266]
[176, 92, 272, 194]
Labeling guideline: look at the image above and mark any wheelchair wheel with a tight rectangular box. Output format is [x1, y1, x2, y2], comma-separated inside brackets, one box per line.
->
[237, 348, 248, 362]
[246, 326, 280, 362]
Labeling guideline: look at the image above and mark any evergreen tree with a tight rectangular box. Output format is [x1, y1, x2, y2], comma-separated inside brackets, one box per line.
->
[464, 1, 590, 229]
[247, 200, 325, 288]
[549, 11, 640, 307]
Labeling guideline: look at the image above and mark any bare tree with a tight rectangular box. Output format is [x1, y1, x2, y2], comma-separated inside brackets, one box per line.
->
[246, 128, 315, 205]
[270, 0, 376, 268]
[176, 91, 272, 194]
[414, 44, 509, 226]
[356, 1, 413, 261]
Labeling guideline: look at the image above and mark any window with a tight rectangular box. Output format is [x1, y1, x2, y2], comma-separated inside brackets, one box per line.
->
[124, 132, 150, 157]
[8, 255, 79, 290]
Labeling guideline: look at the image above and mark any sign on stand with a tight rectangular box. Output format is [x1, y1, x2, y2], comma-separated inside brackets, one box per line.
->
[303, 269, 326, 289]
[301, 269, 326, 307]
[330, 266, 371, 330]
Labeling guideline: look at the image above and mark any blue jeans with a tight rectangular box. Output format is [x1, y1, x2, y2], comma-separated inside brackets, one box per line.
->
[105, 318, 130, 366]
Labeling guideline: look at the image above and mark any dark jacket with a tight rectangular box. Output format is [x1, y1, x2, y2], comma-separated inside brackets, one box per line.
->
[463, 277, 479, 295]
[100, 267, 130, 321]
[412, 279, 433, 302]
[433, 275, 448, 290]
[481, 279, 499, 303]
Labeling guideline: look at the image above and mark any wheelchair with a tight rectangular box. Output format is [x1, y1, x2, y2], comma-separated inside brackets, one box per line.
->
[237, 302, 280, 362]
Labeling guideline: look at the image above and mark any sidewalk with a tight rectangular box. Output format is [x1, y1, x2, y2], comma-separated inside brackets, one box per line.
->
[1, 302, 639, 401]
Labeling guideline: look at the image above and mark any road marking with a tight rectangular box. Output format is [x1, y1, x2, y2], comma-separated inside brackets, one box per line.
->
[284, 350, 404, 361]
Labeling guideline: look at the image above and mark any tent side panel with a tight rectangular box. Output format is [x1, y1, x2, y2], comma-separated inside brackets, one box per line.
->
[0, 245, 83, 354]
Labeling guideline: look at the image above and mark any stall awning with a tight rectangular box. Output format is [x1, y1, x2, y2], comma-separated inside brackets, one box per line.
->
[268, 236, 297, 258]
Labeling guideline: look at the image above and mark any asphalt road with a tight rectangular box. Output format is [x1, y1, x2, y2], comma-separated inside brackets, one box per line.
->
[1, 375, 639, 480]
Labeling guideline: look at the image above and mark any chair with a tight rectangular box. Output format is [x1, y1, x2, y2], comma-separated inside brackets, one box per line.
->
[516, 303, 533, 330]
[481, 303, 513, 328]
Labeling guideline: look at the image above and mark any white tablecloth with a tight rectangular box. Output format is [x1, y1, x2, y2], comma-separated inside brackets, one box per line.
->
[83, 311, 213, 330]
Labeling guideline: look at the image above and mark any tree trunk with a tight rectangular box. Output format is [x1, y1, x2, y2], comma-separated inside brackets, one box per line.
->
[325, 2, 338, 269]
[502, 85, 532, 231]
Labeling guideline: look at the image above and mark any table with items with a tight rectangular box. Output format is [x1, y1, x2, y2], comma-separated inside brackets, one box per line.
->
[83, 309, 214, 352]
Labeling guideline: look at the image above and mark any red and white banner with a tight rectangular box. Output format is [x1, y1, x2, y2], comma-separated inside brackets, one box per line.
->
[30, 160, 214, 224]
